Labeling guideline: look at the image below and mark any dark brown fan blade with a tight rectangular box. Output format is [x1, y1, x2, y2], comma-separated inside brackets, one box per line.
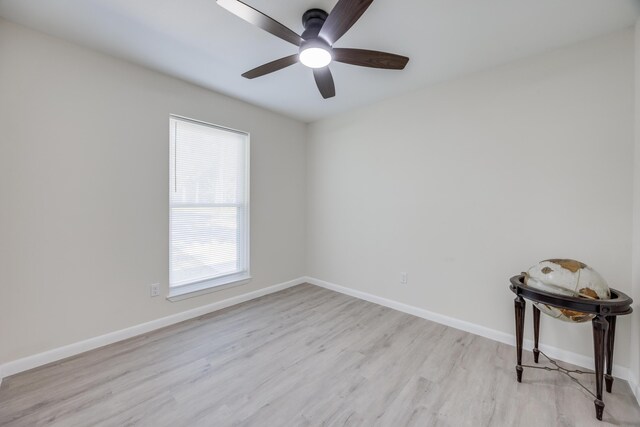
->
[318, 0, 373, 45]
[217, 0, 303, 46]
[242, 55, 299, 79]
[313, 67, 336, 99]
[333, 48, 409, 70]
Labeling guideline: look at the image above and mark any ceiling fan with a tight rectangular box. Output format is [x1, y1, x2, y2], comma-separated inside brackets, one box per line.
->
[216, 0, 409, 99]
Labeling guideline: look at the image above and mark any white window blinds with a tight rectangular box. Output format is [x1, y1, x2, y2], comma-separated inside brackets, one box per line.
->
[169, 116, 249, 289]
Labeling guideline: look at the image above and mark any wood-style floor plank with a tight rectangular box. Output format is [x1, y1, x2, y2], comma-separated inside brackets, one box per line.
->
[1, 284, 639, 426]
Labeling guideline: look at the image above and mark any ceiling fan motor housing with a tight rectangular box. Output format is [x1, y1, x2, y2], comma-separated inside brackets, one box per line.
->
[301, 9, 329, 41]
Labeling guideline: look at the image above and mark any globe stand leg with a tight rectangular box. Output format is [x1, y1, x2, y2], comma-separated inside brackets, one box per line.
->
[594, 400, 604, 421]
[532, 305, 540, 364]
[604, 376, 613, 394]
[605, 315, 616, 393]
[514, 296, 525, 382]
[592, 315, 608, 421]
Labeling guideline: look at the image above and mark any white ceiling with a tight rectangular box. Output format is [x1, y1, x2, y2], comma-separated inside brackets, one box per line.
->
[1, 0, 639, 122]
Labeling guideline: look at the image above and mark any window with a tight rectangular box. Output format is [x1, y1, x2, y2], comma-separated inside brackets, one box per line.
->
[169, 115, 250, 299]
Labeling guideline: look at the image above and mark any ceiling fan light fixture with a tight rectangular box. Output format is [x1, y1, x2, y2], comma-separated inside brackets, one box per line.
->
[298, 38, 332, 68]
[299, 46, 332, 68]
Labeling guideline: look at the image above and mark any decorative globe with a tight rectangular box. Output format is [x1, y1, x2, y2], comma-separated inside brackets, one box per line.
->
[524, 259, 610, 323]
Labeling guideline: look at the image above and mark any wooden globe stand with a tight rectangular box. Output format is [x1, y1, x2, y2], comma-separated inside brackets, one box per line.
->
[509, 274, 633, 421]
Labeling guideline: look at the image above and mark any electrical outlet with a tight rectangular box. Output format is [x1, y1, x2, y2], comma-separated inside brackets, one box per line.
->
[150, 283, 160, 297]
[400, 272, 408, 284]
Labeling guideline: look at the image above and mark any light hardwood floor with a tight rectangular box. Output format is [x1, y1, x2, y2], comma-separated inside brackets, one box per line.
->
[1, 284, 639, 426]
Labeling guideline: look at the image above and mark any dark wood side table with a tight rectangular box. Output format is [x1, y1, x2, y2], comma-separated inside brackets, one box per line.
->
[509, 274, 633, 421]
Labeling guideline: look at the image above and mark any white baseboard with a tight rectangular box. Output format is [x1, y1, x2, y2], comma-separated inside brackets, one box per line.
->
[0, 277, 305, 381]
[304, 276, 635, 391]
[630, 376, 640, 404]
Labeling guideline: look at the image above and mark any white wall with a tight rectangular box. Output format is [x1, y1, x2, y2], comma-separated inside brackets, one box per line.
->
[308, 30, 635, 369]
[0, 19, 307, 365]
[632, 18, 640, 398]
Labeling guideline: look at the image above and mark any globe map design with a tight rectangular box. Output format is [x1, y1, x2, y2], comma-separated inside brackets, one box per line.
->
[524, 259, 610, 323]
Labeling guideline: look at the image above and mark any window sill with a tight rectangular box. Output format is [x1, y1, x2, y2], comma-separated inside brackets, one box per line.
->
[166, 274, 252, 302]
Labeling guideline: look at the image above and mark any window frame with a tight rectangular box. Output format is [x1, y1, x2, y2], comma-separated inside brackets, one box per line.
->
[167, 115, 251, 301]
